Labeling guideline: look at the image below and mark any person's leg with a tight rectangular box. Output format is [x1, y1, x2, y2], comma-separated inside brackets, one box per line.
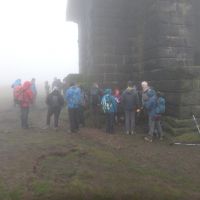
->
[20, 107, 25, 128]
[156, 120, 164, 138]
[68, 108, 75, 132]
[130, 111, 136, 134]
[74, 108, 79, 131]
[125, 111, 130, 134]
[24, 107, 29, 128]
[106, 113, 110, 133]
[79, 105, 85, 126]
[46, 108, 53, 126]
[110, 112, 115, 133]
[148, 117, 155, 138]
[54, 108, 61, 128]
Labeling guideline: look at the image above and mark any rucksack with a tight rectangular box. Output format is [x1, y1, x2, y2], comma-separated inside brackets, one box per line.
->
[102, 95, 113, 113]
[14, 86, 23, 104]
[156, 97, 165, 114]
[51, 95, 60, 107]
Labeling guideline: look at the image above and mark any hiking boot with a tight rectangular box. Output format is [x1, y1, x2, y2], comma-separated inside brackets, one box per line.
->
[43, 125, 50, 130]
[144, 136, 153, 143]
[159, 136, 164, 141]
[131, 131, 136, 135]
[54, 127, 59, 132]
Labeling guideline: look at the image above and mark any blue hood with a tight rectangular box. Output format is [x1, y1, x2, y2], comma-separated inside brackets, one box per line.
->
[104, 89, 112, 95]
[147, 89, 156, 98]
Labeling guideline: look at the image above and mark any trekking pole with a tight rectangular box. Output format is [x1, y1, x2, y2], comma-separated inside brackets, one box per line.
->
[192, 115, 200, 135]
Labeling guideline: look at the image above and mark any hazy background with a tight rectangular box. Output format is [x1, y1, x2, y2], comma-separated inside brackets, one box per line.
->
[0, 0, 78, 86]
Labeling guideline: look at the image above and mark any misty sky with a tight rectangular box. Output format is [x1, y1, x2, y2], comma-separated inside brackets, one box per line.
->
[0, 0, 78, 85]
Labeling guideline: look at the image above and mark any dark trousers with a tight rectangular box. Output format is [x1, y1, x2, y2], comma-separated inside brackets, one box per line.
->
[91, 106, 100, 128]
[78, 105, 85, 126]
[125, 111, 136, 133]
[47, 107, 61, 128]
[68, 108, 79, 132]
[106, 112, 115, 133]
[20, 107, 29, 128]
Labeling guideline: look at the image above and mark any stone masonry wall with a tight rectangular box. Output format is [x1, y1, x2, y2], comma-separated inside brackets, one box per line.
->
[67, 0, 200, 122]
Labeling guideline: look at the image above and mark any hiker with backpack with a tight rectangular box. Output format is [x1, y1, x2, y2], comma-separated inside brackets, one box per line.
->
[15, 81, 34, 129]
[101, 89, 117, 134]
[65, 83, 81, 133]
[143, 90, 165, 142]
[90, 83, 102, 128]
[121, 81, 140, 135]
[46, 87, 64, 130]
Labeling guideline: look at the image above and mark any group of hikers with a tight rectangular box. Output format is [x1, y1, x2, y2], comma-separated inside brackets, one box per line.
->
[11, 78, 166, 142]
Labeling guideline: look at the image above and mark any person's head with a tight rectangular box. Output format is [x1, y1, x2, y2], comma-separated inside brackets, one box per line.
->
[23, 81, 32, 89]
[157, 91, 164, 98]
[31, 78, 36, 83]
[141, 81, 149, 91]
[127, 81, 133, 88]
[16, 79, 21, 86]
[104, 88, 112, 95]
[114, 88, 120, 96]
[93, 82, 99, 88]
[70, 82, 75, 87]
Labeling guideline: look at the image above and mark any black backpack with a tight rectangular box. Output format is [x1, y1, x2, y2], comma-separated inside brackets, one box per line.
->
[51, 95, 60, 107]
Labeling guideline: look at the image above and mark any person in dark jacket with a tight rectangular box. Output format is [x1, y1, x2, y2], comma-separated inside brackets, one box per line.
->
[46, 87, 64, 130]
[143, 89, 158, 142]
[90, 83, 102, 128]
[122, 81, 140, 135]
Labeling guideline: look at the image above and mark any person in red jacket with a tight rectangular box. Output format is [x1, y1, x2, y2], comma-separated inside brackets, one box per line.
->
[17, 81, 33, 129]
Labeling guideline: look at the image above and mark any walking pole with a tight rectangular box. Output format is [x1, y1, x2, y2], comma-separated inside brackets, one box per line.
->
[192, 115, 200, 135]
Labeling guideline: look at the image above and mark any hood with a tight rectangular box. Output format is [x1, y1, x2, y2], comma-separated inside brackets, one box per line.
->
[126, 87, 135, 94]
[147, 89, 156, 98]
[104, 89, 112, 95]
[51, 89, 59, 95]
[15, 79, 21, 86]
[22, 81, 32, 90]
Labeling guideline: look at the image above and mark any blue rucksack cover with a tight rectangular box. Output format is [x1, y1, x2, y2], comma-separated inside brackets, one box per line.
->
[156, 97, 165, 114]
[102, 95, 113, 113]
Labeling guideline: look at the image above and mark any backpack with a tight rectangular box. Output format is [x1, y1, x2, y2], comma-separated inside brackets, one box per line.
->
[156, 97, 165, 114]
[14, 86, 23, 104]
[51, 95, 60, 107]
[102, 95, 113, 113]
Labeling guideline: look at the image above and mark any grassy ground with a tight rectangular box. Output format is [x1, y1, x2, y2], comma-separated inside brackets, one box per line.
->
[0, 93, 200, 199]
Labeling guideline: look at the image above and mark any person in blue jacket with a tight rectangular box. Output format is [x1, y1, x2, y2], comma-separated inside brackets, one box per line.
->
[65, 82, 81, 133]
[101, 89, 117, 134]
[143, 89, 157, 142]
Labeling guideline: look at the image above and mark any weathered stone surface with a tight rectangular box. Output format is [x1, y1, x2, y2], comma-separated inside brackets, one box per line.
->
[67, 0, 200, 130]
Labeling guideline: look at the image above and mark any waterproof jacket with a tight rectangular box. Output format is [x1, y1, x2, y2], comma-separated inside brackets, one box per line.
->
[46, 90, 64, 109]
[101, 89, 117, 113]
[121, 88, 139, 111]
[65, 86, 81, 109]
[19, 81, 33, 108]
[90, 86, 101, 107]
[143, 89, 157, 118]
[11, 79, 21, 89]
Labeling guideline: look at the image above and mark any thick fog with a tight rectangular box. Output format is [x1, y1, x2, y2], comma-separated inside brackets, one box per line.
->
[0, 0, 78, 86]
